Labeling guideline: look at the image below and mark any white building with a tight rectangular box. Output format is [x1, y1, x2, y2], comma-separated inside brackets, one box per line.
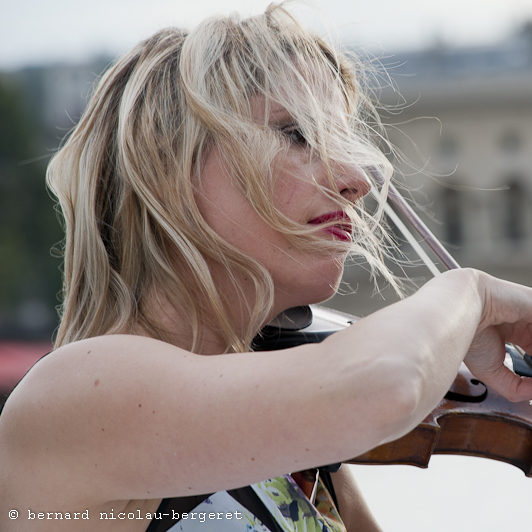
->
[384, 31, 532, 274]
[333, 28, 532, 316]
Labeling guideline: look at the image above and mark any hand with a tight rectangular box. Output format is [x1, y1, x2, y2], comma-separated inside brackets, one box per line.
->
[464, 270, 532, 403]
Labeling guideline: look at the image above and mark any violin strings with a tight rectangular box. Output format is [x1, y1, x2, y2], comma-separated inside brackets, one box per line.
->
[381, 200, 441, 277]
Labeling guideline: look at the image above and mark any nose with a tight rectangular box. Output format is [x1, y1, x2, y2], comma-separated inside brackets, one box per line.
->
[332, 162, 371, 203]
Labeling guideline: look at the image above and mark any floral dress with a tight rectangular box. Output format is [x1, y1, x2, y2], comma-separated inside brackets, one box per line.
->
[146, 468, 347, 532]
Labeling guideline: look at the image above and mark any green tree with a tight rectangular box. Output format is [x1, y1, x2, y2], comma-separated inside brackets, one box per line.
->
[0, 75, 62, 339]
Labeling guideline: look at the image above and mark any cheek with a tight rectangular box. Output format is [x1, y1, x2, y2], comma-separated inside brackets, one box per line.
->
[271, 155, 323, 221]
[197, 182, 284, 259]
[274, 177, 299, 213]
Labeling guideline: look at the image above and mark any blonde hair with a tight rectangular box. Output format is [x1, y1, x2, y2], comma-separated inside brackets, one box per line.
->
[47, 3, 396, 352]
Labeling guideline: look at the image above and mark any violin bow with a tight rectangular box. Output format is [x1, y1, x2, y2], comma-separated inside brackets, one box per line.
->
[368, 166, 532, 373]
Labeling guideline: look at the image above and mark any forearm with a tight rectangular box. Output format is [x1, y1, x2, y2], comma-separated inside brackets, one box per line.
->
[331, 466, 382, 532]
[377, 268, 483, 420]
[322, 268, 483, 443]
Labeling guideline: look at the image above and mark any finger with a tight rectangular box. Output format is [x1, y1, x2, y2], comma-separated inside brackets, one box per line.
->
[498, 322, 532, 354]
[479, 364, 532, 403]
[480, 273, 532, 329]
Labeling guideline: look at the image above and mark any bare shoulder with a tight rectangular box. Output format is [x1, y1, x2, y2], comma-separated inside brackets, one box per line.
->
[0, 334, 195, 506]
[0, 334, 191, 431]
[0, 333, 196, 447]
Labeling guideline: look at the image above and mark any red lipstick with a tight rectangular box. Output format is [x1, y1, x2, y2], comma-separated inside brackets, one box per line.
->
[308, 211, 352, 242]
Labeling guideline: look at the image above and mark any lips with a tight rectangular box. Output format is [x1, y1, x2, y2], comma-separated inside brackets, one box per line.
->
[307, 211, 352, 242]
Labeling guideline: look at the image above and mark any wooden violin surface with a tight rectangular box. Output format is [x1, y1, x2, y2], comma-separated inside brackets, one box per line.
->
[255, 305, 532, 477]
[348, 364, 532, 476]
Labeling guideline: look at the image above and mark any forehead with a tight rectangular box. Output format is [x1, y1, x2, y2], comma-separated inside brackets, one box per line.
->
[249, 83, 347, 126]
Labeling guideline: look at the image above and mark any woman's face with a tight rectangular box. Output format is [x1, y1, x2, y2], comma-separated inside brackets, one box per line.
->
[195, 97, 370, 314]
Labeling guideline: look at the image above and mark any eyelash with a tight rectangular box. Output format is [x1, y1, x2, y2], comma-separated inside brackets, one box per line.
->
[280, 125, 308, 147]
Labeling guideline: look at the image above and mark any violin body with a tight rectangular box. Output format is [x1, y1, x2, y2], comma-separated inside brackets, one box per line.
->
[349, 361, 532, 476]
[254, 305, 532, 477]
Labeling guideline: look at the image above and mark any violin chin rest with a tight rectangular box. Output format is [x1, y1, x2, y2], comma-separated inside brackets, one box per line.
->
[265, 306, 313, 330]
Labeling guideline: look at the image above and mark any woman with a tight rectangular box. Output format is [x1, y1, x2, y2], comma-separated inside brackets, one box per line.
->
[1, 4, 532, 531]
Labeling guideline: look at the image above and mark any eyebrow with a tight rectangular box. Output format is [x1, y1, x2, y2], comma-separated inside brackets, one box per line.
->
[268, 106, 293, 126]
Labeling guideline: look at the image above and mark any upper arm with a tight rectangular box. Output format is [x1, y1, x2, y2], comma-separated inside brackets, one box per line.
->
[0, 332, 416, 505]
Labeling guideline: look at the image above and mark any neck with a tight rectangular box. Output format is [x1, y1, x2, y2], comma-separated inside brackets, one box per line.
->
[133, 289, 283, 355]
[130, 263, 304, 354]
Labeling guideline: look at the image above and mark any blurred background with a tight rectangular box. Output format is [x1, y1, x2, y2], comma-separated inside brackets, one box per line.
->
[2, 0, 532, 529]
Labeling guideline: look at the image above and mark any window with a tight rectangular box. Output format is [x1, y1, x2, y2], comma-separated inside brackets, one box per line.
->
[442, 187, 463, 246]
[499, 130, 522, 154]
[439, 136, 459, 159]
[504, 178, 526, 243]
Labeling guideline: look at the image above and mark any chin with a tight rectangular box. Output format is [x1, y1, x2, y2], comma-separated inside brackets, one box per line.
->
[286, 275, 343, 308]
[308, 282, 341, 305]
[274, 257, 345, 309]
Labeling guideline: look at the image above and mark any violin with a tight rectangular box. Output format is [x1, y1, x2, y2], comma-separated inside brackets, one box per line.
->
[254, 169, 532, 477]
